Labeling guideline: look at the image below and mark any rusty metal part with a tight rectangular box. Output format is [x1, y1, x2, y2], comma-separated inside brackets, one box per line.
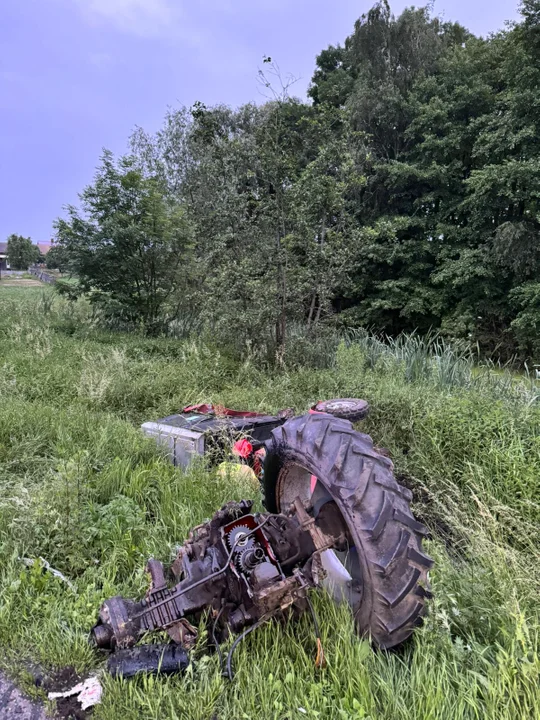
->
[166, 618, 198, 647]
[146, 559, 167, 593]
[92, 407, 433, 679]
[91, 497, 349, 676]
[253, 568, 310, 615]
[314, 501, 350, 551]
[93, 596, 140, 650]
[292, 496, 334, 552]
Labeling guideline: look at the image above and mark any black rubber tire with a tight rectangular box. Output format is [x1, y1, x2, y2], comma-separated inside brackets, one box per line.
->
[262, 413, 432, 649]
[313, 398, 369, 422]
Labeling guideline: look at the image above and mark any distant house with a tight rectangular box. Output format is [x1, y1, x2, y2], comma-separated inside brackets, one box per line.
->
[37, 242, 53, 258]
[0, 240, 52, 274]
[0, 241, 8, 273]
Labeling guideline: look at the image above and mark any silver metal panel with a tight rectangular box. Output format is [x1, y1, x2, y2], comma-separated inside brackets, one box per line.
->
[141, 422, 205, 468]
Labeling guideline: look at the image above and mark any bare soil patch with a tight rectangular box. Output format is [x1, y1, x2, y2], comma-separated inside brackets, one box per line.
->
[0, 278, 43, 287]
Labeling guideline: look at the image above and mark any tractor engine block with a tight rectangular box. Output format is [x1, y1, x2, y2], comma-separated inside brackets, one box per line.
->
[91, 500, 318, 651]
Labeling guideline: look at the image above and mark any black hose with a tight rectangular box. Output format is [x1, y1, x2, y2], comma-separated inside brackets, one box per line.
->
[224, 617, 268, 681]
[305, 594, 321, 639]
[211, 603, 226, 671]
[225, 594, 324, 680]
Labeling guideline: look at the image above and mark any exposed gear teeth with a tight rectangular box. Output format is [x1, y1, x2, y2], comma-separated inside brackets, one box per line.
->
[226, 524, 255, 551]
[235, 545, 266, 574]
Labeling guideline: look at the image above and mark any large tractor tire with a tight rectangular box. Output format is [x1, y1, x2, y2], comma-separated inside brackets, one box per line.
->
[262, 413, 432, 649]
[312, 398, 369, 422]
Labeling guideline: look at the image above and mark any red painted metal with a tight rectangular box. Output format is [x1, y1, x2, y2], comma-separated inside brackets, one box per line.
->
[182, 404, 264, 418]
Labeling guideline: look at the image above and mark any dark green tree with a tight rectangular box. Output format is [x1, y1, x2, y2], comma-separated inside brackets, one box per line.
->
[55, 2, 540, 361]
[6, 234, 41, 270]
[55, 151, 193, 333]
[45, 244, 70, 272]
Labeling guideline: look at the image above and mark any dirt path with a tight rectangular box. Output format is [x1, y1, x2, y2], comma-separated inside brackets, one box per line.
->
[0, 279, 44, 287]
[0, 672, 47, 719]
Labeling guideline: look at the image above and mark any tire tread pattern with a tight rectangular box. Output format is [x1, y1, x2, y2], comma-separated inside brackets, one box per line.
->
[262, 413, 433, 649]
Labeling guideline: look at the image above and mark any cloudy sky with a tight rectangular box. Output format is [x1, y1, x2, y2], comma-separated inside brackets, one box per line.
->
[1, 0, 520, 241]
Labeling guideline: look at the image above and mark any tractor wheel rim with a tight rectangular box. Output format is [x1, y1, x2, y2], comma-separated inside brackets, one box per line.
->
[276, 463, 362, 609]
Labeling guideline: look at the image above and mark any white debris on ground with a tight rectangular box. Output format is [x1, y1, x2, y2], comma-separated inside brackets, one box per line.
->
[21, 557, 77, 592]
[48, 675, 102, 711]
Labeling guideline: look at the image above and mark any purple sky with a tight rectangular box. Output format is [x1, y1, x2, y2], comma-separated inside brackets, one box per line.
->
[1, 0, 520, 242]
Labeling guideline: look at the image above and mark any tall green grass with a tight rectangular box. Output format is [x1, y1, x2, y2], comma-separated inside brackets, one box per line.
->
[0, 287, 538, 719]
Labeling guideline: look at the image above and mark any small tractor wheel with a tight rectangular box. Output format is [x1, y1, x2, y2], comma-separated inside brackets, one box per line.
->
[312, 398, 369, 422]
[262, 413, 432, 649]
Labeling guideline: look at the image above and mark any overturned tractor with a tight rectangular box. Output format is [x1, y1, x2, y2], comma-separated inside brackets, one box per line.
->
[92, 403, 432, 678]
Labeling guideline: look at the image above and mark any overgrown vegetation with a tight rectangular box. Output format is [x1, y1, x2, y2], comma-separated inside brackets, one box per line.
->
[51, 0, 540, 361]
[0, 287, 538, 719]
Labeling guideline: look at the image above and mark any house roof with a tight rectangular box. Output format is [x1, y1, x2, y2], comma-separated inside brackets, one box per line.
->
[0, 241, 52, 255]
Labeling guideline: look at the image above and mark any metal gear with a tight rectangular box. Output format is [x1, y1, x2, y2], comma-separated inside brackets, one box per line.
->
[234, 545, 266, 574]
[226, 524, 254, 552]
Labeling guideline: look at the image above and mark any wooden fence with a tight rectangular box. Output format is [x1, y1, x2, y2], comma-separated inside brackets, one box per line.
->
[29, 266, 57, 285]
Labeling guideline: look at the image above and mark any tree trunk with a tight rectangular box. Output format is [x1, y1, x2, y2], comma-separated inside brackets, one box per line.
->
[275, 230, 287, 366]
[307, 292, 317, 328]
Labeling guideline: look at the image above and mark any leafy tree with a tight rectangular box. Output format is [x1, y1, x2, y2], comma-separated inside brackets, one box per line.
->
[509, 282, 540, 357]
[45, 244, 70, 272]
[136, 90, 332, 360]
[316, 5, 470, 336]
[6, 234, 41, 270]
[55, 2, 540, 362]
[309, 45, 355, 107]
[55, 151, 193, 333]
